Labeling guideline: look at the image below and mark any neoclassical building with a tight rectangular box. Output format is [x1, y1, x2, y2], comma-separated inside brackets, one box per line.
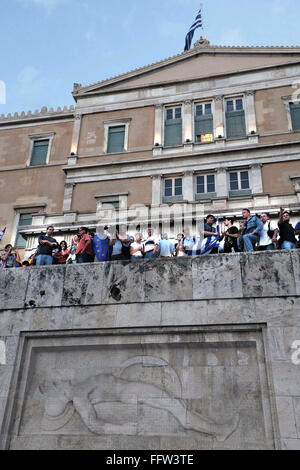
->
[1, 37, 300, 256]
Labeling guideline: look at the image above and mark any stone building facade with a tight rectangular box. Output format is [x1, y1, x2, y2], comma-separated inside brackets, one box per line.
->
[1, 38, 300, 255]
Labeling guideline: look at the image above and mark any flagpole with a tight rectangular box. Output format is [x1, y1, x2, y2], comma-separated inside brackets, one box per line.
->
[200, 3, 204, 37]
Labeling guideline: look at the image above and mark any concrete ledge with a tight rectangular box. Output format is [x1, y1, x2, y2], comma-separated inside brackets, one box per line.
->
[0, 251, 299, 310]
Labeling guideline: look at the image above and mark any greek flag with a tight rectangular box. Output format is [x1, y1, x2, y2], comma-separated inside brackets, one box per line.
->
[0, 227, 6, 241]
[200, 219, 220, 255]
[184, 8, 203, 51]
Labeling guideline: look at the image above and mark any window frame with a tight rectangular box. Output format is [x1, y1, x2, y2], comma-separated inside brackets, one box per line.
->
[162, 177, 183, 203]
[289, 101, 300, 132]
[14, 213, 33, 248]
[228, 169, 252, 197]
[163, 104, 183, 147]
[196, 174, 216, 194]
[103, 119, 131, 154]
[27, 133, 55, 167]
[225, 97, 244, 113]
[224, 96, 247, 140]
[193, 101, 214, 144]
[165, 106, 182, 121]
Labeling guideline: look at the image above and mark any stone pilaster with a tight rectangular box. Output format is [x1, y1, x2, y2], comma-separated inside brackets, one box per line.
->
[245, 91, 257, 134]
[154, 105, 163, 146]
[183, 100, 193, 143]
[69, 113, 82, 163]
[183, 170, 194, 201]
[251, 164, 263, 194]
[214, 95, 224, 139]
[216, 167, 228, 198]
[151, 175, 162, 205]
[62, 183, 75, 212]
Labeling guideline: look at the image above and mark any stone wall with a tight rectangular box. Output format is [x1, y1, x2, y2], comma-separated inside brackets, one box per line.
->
[0, 251, 300, 450]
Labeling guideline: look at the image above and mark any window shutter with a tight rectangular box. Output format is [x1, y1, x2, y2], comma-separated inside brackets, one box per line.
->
[30, 140, 49, 166]
[194, 115, 213, 137]
[107, 126, 125, 153]
[164, 118, 182, 146]
[290, 103, 300, 131]
[226, 110, 246, 138]
[15, 214, 32, 248]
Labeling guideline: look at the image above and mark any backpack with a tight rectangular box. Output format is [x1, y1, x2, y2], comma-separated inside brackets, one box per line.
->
[267, 222, 275, 239]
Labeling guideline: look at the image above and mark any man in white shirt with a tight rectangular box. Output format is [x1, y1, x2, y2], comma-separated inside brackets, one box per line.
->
[259, 213, 278, 251]
[111, 224, 131, 261]
[130, 233, 144, 260]
[143, 227, 159, 259]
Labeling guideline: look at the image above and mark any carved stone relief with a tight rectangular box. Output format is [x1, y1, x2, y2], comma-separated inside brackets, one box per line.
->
[7, 327, 275, 450]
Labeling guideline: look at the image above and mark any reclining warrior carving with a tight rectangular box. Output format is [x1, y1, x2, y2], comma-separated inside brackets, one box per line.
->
[39, 355, 239, 442]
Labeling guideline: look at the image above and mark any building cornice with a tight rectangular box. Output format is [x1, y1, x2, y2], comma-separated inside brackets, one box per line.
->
[76, 60, 300, 99]
[63, 139, 300, 176]
[0, 106, 75, 126]
[73, 45, 300, 98]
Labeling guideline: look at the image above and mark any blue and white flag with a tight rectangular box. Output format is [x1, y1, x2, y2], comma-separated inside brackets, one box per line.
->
[93, 233, 110, 262]
[0, 227, 6, 241]
[184, 7, 203, 51]
[200, 219, 220, 255]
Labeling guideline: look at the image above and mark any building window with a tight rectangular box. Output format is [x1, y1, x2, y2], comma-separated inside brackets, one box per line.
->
[28, 133, 54, 167]
[225, 98, 246, 139]
[228, 170, 251, 197]
[164, 178, 182, 197]
[102, 201, 120, 209]
[194, 103, 213, 143]
[164, 106, 182, 147]
[15, 213, 32, 248]
[104, 119, 131, 154]
[162, 177, 183, 203]
[30, 139, 49, 166]
[195, 174, 216, 200]
[196, 174, 215, 193]
[290, 103, 300, 131]
[107, 125, 125, 153]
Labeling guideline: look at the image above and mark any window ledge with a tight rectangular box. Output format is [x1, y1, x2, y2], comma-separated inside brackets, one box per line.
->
[226, 136, 247, 141]
[195, 193, 217, 201]
[163, 144, 184, 149]
[162, 195, 184, 204]
[229, 190, 252, 198]
[105, 150, 127, 156]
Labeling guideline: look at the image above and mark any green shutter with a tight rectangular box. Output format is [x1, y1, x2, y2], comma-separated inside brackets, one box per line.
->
[30, 140, 49, 166]
[107, 126, 125, 153]
[164, 118, 182, 146]
[15, 214, 32, 248]
[226, 110, 246, 138]
[194, 115, 213, 137]
[290, 103, 300, 131]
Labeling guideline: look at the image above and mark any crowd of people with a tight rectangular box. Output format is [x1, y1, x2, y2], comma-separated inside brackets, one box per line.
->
[1, 207, 300, 269]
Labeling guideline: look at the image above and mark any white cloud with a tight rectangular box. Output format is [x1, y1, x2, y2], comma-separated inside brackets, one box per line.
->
[16, 0, 72, 14]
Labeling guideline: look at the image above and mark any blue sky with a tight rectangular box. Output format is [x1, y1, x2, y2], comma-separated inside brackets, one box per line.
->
[0, 0, 300, 115]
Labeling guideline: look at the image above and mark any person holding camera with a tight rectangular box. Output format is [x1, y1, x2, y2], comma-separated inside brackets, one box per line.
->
[0, 244, 22, 268]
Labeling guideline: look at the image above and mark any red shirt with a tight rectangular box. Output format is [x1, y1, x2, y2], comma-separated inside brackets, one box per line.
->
[54, 249, 70, 264]
[75, 234, 92, 255]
